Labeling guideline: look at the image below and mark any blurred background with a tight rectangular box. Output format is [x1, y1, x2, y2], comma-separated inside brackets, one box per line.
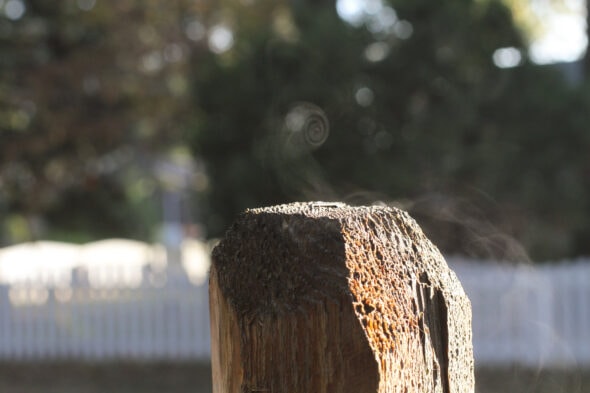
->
[1, 0, 590, 392]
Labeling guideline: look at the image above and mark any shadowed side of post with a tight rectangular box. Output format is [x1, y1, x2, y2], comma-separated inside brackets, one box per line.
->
[209, 202, 474, 393]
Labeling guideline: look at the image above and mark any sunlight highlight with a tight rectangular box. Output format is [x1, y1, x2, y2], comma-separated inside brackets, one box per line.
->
[493, 47, 523, 68]
[339, 0, 587, 64]
[337, 0, 407, 39]
[4, 0, 25, 20]
[529, 12, 588, 64]
[208, 25, 234, 54]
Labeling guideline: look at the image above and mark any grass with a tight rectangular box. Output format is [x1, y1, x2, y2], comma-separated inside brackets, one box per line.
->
[0, 362, 587, 392]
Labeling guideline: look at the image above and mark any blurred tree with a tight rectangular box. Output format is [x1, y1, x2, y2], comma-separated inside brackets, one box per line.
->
[189, 0, 590, 260]
[1, 0, 589, 260]
[0, 0, 206, 242]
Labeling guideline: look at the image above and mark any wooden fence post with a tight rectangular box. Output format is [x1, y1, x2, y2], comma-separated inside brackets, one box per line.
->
[209, 202, 474, 393]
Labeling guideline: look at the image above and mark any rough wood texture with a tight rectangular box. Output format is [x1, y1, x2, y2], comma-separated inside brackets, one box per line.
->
[210, 202, 474, 393]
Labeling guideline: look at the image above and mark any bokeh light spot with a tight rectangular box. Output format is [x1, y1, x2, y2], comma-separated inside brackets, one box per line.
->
[140, 51, 163, 74]
[394, 20, 413, 39]
[208, 25, 234, 54]
[185, 20, 206, 42]
[355, 86, 374, 107]
[493, 47, 522, 68]
[4, 0, 25, 20]
[336, 0, 365, 26]
[364, 41, 390, 62]
[77, 0, 96, 11]
[366, 6, 397, 35]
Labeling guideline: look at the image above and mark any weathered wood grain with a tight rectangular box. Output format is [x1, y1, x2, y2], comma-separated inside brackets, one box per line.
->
[210, 202, 473, 393]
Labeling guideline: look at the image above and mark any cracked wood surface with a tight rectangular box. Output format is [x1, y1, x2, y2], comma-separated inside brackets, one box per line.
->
[210, 202, 474, 393]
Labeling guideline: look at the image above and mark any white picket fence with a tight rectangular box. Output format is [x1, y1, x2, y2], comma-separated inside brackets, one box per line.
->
[0, 240, 589, 366]
[0, 239, 212, 361]
[448, 257, 590, 368]
[0, 267, 210, 361]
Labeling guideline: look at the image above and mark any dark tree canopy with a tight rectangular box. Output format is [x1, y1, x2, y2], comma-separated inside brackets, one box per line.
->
[1, 0, 589, 260]
[190, 0, 590, 260]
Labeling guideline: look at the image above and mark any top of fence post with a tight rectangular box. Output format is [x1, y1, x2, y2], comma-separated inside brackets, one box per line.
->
[209, 202, 474, 393]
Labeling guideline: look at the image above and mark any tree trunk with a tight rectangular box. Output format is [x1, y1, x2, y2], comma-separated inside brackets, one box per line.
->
[209, 202, 474, 393]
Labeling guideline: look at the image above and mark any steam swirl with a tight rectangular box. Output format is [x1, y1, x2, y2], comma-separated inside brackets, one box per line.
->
[285, 102, 330, 149]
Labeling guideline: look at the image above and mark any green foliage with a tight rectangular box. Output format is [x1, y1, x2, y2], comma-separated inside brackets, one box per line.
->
[1, 0, 589, 260]
[190, 0, 590, 260]
[0, 0, 198, 243]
